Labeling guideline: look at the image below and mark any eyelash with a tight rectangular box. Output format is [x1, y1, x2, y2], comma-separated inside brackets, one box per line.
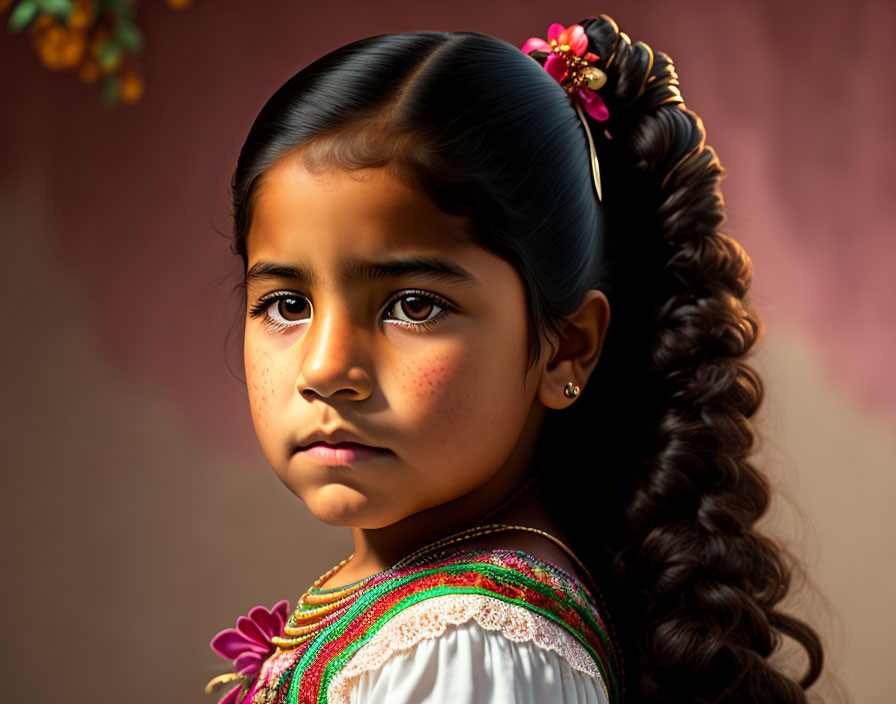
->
[247, 289, 456, 334]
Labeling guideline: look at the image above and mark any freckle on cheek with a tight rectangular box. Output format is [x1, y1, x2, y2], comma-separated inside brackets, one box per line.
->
[403, 357, 457, 400]
[248, 360, 275, 430]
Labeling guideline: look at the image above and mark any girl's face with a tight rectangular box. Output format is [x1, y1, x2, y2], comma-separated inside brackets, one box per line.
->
[244, 156, 548, 530]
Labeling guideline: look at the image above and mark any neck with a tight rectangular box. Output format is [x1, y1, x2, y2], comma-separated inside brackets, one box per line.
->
[349, 472, 542, 568]
[330, 403, 553, 586]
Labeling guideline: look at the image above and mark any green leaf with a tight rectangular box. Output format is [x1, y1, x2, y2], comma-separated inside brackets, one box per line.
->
[115, 20, 144, 52]
[103, 0, 134, 20]
[97, 40, 122, 70]
[102, 74, 120, 108]
[8, 1, 39, 33]
[37, 0, 72, 15]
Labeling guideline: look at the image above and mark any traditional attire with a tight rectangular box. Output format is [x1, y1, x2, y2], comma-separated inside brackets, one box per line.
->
[206, 539, 623, 704]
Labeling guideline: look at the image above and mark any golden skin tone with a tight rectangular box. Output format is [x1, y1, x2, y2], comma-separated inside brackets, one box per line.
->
[244, 155, 610, 587]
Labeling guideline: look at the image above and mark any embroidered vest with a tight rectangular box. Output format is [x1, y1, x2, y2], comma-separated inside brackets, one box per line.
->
[211, 549, 623, 704]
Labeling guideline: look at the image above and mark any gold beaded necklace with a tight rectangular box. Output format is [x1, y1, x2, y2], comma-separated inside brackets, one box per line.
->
[272, 555, 375, 647]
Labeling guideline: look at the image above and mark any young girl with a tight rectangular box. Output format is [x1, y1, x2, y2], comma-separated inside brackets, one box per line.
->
[204, 14, 824, 704]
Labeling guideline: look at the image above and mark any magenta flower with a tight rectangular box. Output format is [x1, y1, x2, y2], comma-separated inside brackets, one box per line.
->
[207, 599, 290, 704]
[520, 22, 610, 122]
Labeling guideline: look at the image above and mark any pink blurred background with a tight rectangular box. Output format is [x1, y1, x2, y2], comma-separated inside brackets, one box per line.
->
[2, 1, 891, 701]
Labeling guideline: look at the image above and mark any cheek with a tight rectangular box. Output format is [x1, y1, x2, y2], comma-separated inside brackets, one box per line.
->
[399, 354, 461, 396]
[245, 345, 288, 435]
[395, 352, 471, 414]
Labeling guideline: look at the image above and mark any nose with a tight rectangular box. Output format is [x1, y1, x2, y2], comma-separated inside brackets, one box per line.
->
[296, 298, 374, 401]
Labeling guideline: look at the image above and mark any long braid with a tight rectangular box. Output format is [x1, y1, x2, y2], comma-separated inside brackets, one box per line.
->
[566, 15, 825, 702]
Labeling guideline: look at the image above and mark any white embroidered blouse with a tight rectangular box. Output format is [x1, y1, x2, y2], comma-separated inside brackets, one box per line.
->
[326, 592, 611, 704]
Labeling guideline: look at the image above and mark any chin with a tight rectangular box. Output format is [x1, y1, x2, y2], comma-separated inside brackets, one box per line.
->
[305, 484, 396, 528]
[315, 514, 405, 530]
[312, 504, 410, 530]
[311, 499, 421, 530]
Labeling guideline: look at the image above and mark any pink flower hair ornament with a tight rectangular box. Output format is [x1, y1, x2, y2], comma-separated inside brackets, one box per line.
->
[520, 22, 609, 201]
[204, 599, 290, 704]
[520, 22, 610, 122]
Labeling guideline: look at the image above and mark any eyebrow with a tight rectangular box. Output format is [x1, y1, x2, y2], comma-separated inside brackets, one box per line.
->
[245, 255, 479, 288]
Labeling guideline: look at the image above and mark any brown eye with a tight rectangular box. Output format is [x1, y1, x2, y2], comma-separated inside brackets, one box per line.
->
[400, 295, 434, 321]
[276, 296, 310, 322]
[384, 290, 451, 330]
[250, 293, 312, 331]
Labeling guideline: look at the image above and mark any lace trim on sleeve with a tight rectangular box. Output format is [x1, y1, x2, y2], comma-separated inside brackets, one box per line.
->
[327, 592, 603, 703]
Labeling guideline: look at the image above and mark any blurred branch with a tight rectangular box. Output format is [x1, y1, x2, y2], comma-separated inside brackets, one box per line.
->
[4, 0, 193, 107]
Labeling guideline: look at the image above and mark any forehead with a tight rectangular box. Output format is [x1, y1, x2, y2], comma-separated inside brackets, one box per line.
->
[246, 156, 476, 265]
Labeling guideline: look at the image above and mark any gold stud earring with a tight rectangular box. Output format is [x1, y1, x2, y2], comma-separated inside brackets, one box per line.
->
[563, 381, 580, 398]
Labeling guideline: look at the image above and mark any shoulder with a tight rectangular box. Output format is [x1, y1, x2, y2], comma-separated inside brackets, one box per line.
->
[446, 523, 592, 589]
[327, 592, 611, 704]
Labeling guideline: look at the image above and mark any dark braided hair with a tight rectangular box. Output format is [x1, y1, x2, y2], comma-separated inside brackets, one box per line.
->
[533, 15, 826, 703]
[229, 14, 824, 702]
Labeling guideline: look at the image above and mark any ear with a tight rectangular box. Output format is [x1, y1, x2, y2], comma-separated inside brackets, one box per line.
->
[535, 289, 610, 409]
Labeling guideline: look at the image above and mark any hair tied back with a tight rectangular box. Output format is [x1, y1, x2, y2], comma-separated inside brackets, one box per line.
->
[520, 21, 610, 201]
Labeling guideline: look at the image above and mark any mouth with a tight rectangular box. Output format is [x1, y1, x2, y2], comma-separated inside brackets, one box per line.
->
[297, 441, 392, 465]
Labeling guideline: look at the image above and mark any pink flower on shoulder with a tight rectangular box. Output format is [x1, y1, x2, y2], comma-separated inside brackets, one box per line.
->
[206, 599, 290, 704]
[520, 22, 610, 122]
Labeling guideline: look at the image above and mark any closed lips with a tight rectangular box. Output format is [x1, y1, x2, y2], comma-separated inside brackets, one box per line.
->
[295, 427, 389, 452]
[299, 441, 390, 452]
[306, 441, 372, 449]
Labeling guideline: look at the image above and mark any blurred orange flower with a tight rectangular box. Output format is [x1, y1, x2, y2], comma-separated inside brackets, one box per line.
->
[67, 0, 97, 30]
[119, 68, 144, 103]
[79, 56, 100, 83]
[31, 16, 87, 71]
